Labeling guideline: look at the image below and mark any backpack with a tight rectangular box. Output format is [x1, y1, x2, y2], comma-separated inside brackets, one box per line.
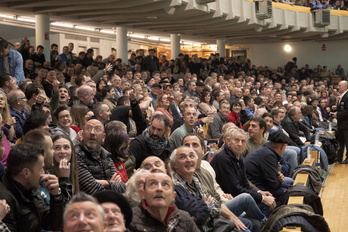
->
[291, 164, 323, 195]
[260, 204, 330, 232]
[279, 185, 323, 215]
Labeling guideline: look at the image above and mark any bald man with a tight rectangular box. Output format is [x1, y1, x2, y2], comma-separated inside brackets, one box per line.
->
[76, 119, 126, 194]
[74, 85, 94, 110]
[335, 81, 348, 163]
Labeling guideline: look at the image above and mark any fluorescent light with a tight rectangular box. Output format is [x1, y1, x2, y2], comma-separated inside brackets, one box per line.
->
[129, 34, 145, 39]
[100, 30, 115, 34]
[17, 17, 35, 23]
[51, 22, 74, 28]
[75, 26, 94, 31]
[0, 14, 14, 19]
[160, 38, 170, 42]
[183, 41, 192, 45]
[148, 36, 159, 41]
[193, 43, 201, 46]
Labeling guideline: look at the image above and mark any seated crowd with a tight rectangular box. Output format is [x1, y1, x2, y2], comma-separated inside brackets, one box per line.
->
[274, 0, 348, 10]
[0, 36, 343, 232]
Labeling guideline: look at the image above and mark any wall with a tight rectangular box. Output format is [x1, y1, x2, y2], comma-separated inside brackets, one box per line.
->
[250, 41, 346, 72]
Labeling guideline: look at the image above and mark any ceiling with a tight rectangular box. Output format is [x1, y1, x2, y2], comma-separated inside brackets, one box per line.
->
[1, 0, 348, 45]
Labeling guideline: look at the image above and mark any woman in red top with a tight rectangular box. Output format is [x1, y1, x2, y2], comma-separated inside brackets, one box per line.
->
[103, 127, 130, 183]
[227, 99, 248, 128]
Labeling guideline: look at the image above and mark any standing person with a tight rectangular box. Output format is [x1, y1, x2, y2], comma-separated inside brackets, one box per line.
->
[143, 49, 160, 75]
[0, 39, 25, 84]
[0, 143, 64, 231]
[334, 81, 348, 164]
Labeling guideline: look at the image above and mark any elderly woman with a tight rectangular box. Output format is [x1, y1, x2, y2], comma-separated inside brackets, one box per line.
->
[170, 146, 265, 232]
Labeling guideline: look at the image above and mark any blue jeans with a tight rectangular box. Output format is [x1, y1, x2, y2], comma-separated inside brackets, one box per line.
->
[283, 147, 299, 173]
[225, 193, 266, 231]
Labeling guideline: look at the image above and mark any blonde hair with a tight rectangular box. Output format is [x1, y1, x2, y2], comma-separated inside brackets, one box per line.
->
[0, 92, 15, 141]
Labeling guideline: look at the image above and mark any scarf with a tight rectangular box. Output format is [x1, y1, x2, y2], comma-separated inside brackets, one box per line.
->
[143, 128, 168, 156]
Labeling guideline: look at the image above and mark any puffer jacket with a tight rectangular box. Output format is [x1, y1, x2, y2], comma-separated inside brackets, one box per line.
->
[76, 142, 125, 194]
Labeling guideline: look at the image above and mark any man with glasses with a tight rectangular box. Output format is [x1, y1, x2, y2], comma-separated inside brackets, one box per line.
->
[75, 119, 126, 194]
[8, 89, 28, 141]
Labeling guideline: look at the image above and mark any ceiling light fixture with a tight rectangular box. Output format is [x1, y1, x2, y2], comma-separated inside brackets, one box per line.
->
[129, 34, 145, 39]
[148, 36, 159, 41]
[75, 26, 94, 31]
[100, 29, 115, 34]
[0, 13, 15, 19]
[159, 38, 170, 42]
[51, 22, 74, 28]
[284, 44, 292, 52]
[17, 17, 35, 23]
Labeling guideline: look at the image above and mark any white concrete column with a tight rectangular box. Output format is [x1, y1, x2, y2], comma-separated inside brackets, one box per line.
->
[35, 14, 50, 62]
[116, 27, 128, 63]
[170, 34, 181, 60]
[217, 39, 226, 57]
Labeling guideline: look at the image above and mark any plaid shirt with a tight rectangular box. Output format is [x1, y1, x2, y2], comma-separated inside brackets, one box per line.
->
[172, 172, 221, 231]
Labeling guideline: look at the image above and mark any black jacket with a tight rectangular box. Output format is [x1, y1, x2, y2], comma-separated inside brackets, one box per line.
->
[337, 91, 348, 130]
[210, 146, 263, 203]
[129, 133, 171, 169]
[0, 173, 64, 232]
[244, 143, 283, 195]
[76, 143, 126, 194]
[110, 100, 147, 136]
[281, 115, 310, 146]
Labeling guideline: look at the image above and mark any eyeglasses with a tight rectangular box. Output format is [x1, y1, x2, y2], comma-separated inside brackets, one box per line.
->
[58, 114, 71, 119]
[84, 125, 103, 133]
[16, 97, 26, 101]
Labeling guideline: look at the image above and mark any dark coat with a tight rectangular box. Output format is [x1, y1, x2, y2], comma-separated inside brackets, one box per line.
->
[243, 143, 282, 194]
[143, 55, 160, 74]
[281, 115, 310, 146]
[0, 173, 64, 232]
[10, 108, 29, 141]
[337, 91, 348, 130]
[129, 133, 171, 169]
[129, 203, 200, 232]
[210, 146, 263, 203]
[76, 143, 126, 194]
[110, 100, 147, 135]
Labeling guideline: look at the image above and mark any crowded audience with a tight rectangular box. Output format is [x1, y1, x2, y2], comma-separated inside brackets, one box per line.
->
[0, 35, 344, 232]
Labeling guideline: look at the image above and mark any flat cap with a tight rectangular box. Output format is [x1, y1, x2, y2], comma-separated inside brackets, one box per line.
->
[94, 190, 133, 228]
[269, 132, 293, 144]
